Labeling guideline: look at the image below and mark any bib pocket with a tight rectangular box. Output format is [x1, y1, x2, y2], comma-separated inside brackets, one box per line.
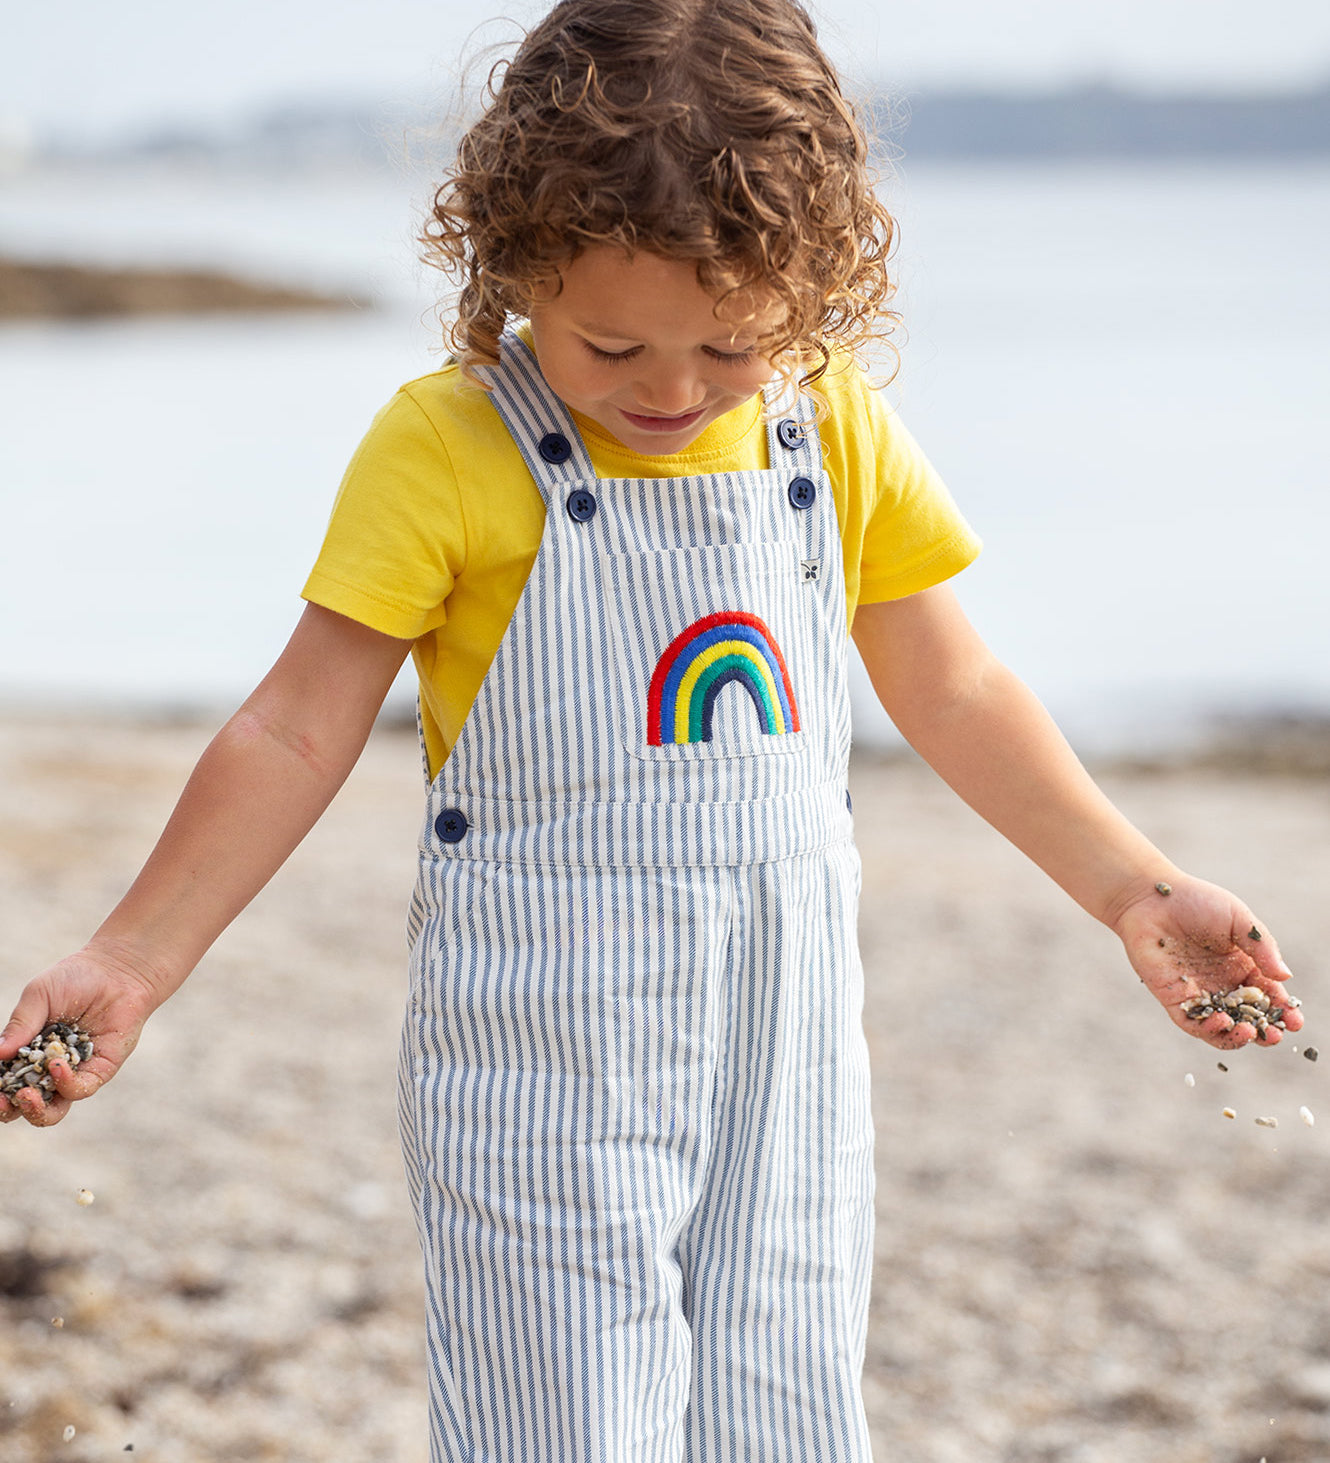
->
[606, 540, 812, 762]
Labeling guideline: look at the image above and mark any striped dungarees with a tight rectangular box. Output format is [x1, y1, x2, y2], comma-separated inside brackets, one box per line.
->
[399, 331, 876, 1463]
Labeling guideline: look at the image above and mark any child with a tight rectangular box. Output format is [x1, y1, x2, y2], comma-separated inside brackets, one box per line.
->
[0, 1, 1302, 1459]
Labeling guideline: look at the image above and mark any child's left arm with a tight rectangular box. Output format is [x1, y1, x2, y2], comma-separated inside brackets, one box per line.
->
[853, 586, 1302, 1050]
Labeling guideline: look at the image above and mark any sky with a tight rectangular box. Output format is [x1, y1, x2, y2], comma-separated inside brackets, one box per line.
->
[5, 0, 1330, 147]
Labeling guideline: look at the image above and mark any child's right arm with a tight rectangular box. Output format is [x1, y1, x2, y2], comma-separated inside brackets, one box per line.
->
[0, 603, 415, 1128]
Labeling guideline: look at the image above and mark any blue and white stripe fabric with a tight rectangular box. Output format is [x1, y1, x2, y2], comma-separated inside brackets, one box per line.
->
[399, 329, 876, 1462]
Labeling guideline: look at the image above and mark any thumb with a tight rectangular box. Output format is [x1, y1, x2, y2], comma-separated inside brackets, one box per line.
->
[0, 989, 52, 1061]
[1240, 915, 1295, 984]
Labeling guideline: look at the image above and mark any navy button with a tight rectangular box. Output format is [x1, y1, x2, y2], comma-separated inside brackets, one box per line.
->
[788, 476, 817, 510]
[777, 418, 804, 450]
[435, 808, 468, 843]
[566, 489, 598, 523]
[538, 432, 572, 464]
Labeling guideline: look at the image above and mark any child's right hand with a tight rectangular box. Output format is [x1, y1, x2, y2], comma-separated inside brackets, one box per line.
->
[0, 950, 161, 1128]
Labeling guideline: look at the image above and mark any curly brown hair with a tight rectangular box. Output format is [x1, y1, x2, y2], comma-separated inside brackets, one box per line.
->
[423, 0, 898, 387]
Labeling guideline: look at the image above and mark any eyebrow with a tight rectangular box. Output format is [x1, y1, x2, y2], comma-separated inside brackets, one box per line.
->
[576, 322, 640, 337]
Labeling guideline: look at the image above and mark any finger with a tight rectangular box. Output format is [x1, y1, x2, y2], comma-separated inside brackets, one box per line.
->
[1237, 917, 1295, 983]
[1233, 972, 1305, 1034]
[0, 997, 50, 1061]
[47, 1058, 103, 1103]
[1281, 1004, 1305, 1033]
[1198, 1013, 1292, 1051]
[1188, 1009, 1238, 1046]
[13, 1086, 67, 1128]
[1190, 1010, 1264, 1052]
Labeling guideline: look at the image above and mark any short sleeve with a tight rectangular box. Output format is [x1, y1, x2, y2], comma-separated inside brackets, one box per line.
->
[856, 391, 981, 604]
[301, 388, 467, 640]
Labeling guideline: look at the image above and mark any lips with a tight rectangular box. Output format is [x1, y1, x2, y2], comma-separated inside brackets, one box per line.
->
[618, 406, 707, 434]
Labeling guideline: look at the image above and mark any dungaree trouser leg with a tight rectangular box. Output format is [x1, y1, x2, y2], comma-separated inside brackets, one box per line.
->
[398, 332, 876, 1463]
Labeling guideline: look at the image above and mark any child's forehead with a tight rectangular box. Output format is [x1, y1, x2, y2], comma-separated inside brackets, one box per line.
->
[551, 247, 784, 336]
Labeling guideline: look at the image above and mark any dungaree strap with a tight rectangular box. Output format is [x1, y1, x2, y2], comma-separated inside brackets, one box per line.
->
[761, 370, 824, 479]
[473, 329, 596, 505]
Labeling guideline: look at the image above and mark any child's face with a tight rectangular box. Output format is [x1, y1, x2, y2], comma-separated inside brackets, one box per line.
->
[528, 247, 782, 456]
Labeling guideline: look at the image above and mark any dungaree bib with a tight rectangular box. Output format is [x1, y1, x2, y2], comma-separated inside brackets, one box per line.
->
[399, 331, 876, 1463]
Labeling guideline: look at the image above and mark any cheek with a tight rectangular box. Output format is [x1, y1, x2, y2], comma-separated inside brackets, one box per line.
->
[725, 363, 776, 399]
[548, 350, 613, 404]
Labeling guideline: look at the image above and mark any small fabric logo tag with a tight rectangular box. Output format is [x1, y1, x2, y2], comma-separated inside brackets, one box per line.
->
[801, 559, 822, 583]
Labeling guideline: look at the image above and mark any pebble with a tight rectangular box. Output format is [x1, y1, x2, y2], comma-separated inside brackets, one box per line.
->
[1306, 1047, 1320, 1063]
[63, 1425, 76, 1442]
[1184, 1073, 1195, 1087]
[75, 1189, 95, 1207]
[51, 1317, 64, 1328]
[1179, 986, 1288, 1040]
[1255, 1116, 1279, 1129]
[1217, 1062, 1229, 1072]
[0, 1022, 93, 1103]
[1223, 1107, 1237, 1120]
[1301, 1106, 1316, 1127]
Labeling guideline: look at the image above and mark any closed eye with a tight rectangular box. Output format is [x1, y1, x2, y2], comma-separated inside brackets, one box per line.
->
[580, 339, 757, 366]
[581, 340, 643, 363]
[704, 346, 757, 365]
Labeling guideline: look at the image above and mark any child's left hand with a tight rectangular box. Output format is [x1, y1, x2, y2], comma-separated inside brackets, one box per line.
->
[1113, 874, 1303, 1049]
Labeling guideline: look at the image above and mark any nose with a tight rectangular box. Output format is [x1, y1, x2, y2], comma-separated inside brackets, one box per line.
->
[632, 360, 705, 416]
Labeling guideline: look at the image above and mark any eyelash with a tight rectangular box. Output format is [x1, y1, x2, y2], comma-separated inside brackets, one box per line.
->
[580, 341, 757, 366]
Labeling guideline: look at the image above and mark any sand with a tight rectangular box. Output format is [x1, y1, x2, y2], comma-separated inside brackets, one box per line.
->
[2, 711, 1328, 1463]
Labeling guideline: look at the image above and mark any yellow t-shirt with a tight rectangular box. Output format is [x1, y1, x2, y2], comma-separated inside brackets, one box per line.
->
[303, 347, 980, 779]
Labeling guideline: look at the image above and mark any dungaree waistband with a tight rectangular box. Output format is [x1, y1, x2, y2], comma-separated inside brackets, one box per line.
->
[420, 781, 854, 868]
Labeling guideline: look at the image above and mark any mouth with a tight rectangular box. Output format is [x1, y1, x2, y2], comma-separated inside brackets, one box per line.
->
[618, 406, 707, 434]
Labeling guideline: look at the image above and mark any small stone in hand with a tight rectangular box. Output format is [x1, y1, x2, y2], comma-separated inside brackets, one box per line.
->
[0, 1022, 94, 1104]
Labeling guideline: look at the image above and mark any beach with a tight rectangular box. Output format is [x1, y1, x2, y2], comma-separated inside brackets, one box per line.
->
[3, 711, 1328, 1462]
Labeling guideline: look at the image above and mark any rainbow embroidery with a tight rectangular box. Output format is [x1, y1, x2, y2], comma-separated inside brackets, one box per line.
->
[647, 611, 800, 746]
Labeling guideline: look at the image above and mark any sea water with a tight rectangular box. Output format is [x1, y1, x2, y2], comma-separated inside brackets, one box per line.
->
[1, 157, 1327, 753]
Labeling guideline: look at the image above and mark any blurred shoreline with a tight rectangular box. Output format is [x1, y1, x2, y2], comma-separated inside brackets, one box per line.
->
[9, 81, 1330, 174]
[0, 255, 369, 319]
[6, 702, 1330, 777]
[2, 155, 1326, 772]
